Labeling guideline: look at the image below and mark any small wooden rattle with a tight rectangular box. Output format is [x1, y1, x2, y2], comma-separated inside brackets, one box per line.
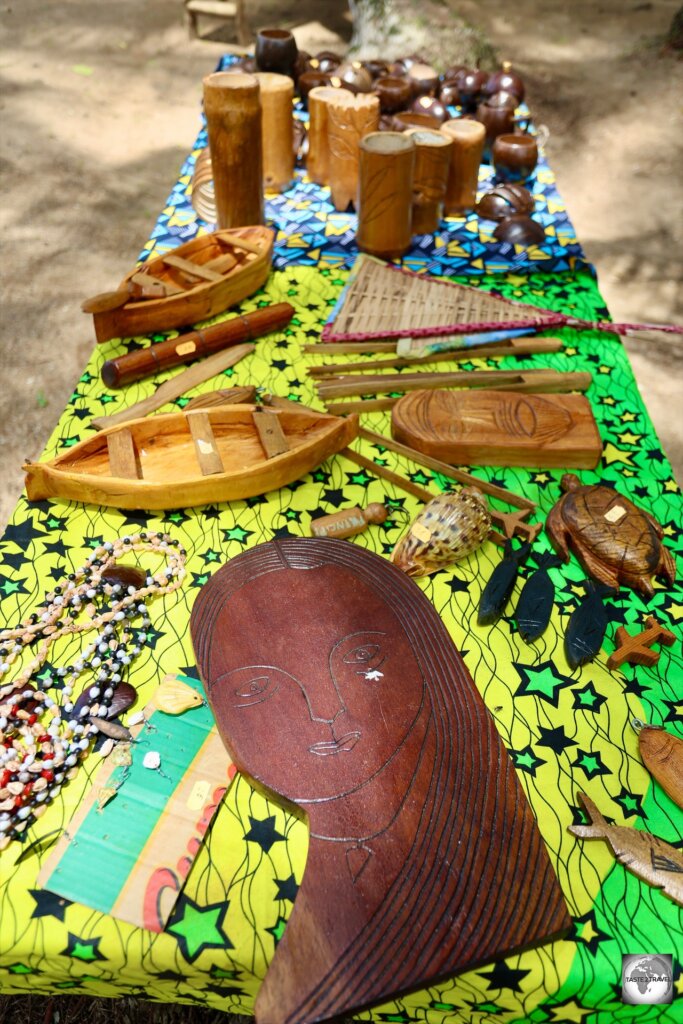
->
[310, 503, 388, 539]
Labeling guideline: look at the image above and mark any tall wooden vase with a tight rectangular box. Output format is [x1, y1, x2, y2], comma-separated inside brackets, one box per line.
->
[326, 92, 380, 212]
[254, 72, 294, 192]
[202, 72, 264, 228]
[357, 132, 416, 259]
[306, 85, 340, 185]
[405, 128, 453, 233]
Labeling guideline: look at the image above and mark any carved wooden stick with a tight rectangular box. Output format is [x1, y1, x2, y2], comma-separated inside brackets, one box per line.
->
[316, 368, 592, 399]
[91, 343, 255, 429]
[203, 72, 263, 228]
[341, 447, 434, 503]
[254, 72, 294, 192]
[358, 427, 536, 509]
[404, 128, 453, 234]
[308, 337, 564, 376]
[357, 132, 415, 258]
[306, 86, 340, 185]
[441, 118, 486, 215]
[326, 92, 380, 211]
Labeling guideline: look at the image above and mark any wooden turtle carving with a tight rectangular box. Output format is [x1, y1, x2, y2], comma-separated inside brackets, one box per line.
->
[546, 474, 676, 598]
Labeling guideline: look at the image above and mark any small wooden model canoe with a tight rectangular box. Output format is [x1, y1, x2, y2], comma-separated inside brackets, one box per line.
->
[82, 226, 275, 343]
[24, 404, 359, 510]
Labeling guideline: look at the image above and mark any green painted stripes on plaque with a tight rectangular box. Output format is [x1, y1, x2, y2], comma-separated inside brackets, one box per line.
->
[44, 675, 214, 912]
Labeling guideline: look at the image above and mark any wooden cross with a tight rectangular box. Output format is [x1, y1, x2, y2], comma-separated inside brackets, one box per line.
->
[607, 616, 677, 670]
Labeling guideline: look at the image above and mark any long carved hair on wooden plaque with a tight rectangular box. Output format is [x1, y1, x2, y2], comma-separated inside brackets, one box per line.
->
[191, 538, 570, 1024]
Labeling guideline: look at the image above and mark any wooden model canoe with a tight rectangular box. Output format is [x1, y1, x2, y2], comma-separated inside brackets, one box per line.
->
[83, 226, 275, 343]
[23, 404, 359, 511]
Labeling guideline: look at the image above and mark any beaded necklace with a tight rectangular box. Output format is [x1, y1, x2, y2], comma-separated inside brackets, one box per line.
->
[0, 531, 186, 849]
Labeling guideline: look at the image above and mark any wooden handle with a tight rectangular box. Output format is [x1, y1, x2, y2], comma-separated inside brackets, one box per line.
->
[101, 303, 294, 388]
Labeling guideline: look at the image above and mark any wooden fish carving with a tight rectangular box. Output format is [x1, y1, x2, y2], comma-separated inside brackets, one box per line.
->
[632, 721, 683, 810]
[564, 580, 615, 670]
[478, 539, 532, 626]
[515, 552, 562, 642]
[569, 792, 683, 905]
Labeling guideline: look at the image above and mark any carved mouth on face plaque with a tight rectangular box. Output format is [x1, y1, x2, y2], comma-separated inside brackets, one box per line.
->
[309, 732, 361, 756]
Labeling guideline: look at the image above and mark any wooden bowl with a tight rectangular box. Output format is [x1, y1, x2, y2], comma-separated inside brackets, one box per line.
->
[475, 183, 535, 220]
[493, 214, 545, 246]
[375, 75, 413, 113]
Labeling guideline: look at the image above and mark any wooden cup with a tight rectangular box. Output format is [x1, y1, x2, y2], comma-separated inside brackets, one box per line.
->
[202, 72, 264, 228]
[404, 128, 452, 234]
[441, 118, 486, 215]
[326, 92, 380, 211]
[306, 85, 342, 185]
[357, 132, 415, 259]
[255, 72, 295, 192]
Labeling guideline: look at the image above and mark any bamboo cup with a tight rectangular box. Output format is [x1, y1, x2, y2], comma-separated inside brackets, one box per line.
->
[307, 86, 338, 185]
[202, 72, 264, 228]
[404, 128, 452, 233]
[326, 91, 380, 211]
[441, 118, 486, 215]
[254, 72, 295, 192]
[357, 132, 415, 259]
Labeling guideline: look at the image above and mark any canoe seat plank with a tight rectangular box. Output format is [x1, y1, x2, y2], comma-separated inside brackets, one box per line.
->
[161, 253, 224, 282]
[220, 235, 262, 256]
[129, 271, 184, 297]
[107, 429, 141, 479]
[188, 411, 225, 475]
[253, 410, 289, 459]
[204, 252, 238, 274]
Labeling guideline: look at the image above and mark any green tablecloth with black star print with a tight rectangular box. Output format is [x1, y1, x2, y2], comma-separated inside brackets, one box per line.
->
[1, 54, 682, 1024]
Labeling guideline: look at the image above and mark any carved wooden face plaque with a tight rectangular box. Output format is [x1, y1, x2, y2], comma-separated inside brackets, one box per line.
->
[191, 538, 570, 1024]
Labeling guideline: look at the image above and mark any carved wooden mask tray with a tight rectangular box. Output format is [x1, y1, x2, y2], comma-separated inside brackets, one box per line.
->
[392, 388, 602, 469]
[191, 538, 571, 1024]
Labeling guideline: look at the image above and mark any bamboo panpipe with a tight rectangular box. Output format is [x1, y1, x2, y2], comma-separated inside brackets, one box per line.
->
[326, 91, 380, 211]
[203, 72, 264, 228]
[357, 132, 415, 258]
[91, 343, 256, 430]
[357, 427, 536, 509]
[316, 368, 592, 400]
[308, 337, 564, 376]
[101, 303, 294, 388]
[254, 72, 294, 192]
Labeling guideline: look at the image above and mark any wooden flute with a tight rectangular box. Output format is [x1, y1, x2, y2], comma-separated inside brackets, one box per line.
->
[100, 302, 295, 388]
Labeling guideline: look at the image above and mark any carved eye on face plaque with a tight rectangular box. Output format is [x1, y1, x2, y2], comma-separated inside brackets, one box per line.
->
[190, 538, 570, 1024]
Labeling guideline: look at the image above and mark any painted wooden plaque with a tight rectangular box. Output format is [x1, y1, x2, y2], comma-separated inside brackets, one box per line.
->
[191, 538, 571, 1024]
[391, 388, 602, 468]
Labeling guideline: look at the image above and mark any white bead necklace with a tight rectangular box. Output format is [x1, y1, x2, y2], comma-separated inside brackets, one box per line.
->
[0, 531, 186, 849]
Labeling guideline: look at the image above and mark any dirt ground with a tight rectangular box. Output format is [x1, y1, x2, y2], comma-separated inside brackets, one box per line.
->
[1, 1, 682, 535]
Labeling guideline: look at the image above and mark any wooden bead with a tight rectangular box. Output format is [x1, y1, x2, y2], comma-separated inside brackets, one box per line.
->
[357, 132, 415, 258]
[254, 72, 295, 192]
[202, 72, 264, 228]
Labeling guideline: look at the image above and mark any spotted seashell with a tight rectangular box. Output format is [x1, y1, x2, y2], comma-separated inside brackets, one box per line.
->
[391, 488, 490, 578]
